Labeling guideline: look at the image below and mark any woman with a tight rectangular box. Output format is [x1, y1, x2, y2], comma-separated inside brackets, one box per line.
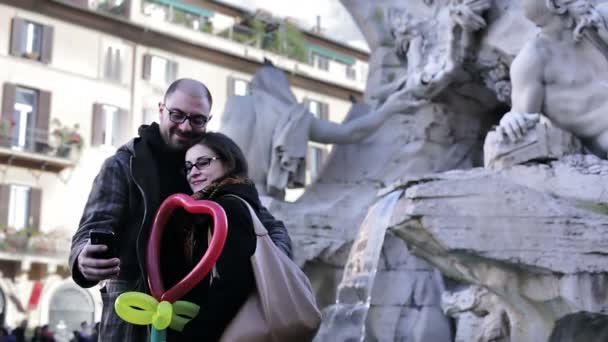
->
[161, 132, 257, 341]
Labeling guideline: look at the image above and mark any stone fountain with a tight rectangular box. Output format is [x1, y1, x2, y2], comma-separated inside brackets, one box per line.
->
[220, 0, 608, 341]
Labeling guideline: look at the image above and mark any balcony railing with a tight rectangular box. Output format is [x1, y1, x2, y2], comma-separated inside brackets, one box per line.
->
[0, 229, 70, 260]
[0, 125, 78, 172]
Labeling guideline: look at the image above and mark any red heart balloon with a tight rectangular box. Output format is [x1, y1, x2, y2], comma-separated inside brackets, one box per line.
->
[147, 193, 228, 303]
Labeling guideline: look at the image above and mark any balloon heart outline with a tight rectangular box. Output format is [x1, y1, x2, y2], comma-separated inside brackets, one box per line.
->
[147, 193, 228, 303]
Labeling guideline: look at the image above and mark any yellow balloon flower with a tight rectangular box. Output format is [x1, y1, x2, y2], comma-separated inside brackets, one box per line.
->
[114, 292, 200, 332]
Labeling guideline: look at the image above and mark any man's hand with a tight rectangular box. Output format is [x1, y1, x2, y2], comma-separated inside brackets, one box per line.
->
[497, 111, 540, 142]
[77, 241, 120, 282]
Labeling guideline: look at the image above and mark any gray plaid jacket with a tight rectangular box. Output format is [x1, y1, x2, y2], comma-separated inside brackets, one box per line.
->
[69, 136, 293, 342]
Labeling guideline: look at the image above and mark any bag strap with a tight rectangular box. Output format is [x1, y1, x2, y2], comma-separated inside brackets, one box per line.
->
[224, 194, 268, 236]
[207, 194, 266, 285]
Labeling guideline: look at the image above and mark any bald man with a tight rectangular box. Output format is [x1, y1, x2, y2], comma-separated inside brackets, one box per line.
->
[69, 79, 292, 342]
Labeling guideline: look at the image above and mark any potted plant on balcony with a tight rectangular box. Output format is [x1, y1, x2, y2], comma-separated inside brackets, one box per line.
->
[51, 118, 83, 158]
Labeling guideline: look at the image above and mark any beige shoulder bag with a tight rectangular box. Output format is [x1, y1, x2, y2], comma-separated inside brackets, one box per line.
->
[216, 195, 321, 342]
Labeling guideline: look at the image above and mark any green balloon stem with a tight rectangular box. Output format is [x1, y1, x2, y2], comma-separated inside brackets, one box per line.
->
[151, 328, 167, 342]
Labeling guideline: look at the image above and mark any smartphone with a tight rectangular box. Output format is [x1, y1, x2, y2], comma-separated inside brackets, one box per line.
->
[89, 229, 117, 259]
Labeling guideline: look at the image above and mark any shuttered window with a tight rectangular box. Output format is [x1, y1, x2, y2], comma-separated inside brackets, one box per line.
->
[10, 18, 53, 63]
[303, 98, 330, 184]
[1, 83, 51, 152]
[227, 77, 251, 97]
[103, 46, 123, 82]
[91, 103, 129, 147]
[0, 185, 41, 231]
[142, 54, 178, 85]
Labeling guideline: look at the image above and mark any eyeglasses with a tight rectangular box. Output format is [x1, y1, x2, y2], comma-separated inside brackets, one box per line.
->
[185, 156, 220, 174]
[165, 107, 210, 128]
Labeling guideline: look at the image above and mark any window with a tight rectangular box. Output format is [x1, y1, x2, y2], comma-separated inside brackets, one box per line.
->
[227, 77, 251, 97]
[92, 103, 127, 147]
[307, 145, 325, 182]
[103, 46, 123, 82]
[0, 184, 41, 232]
[1, 84, 51, 152]
[346, 66, 357, 80]
[305, 99, 329, 120]
[10, 18, 53, 63]
[8, 185, 30, 231]
[143, 54, 178, 85]
[12, 88, 37, 150]
[304, 98, 329, 183]
[311, 53, 329, 71]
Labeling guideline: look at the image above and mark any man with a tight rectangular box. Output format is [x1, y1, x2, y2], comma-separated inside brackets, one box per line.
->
[69, 79, 292, 341]
[497, 0, 608, 156]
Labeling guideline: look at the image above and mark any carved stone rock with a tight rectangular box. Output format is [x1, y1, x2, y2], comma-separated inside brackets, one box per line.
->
[484, 119, 584, 170]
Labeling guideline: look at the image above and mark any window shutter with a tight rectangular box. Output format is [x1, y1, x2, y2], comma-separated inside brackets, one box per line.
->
[302, 98, 310, 112]
[40, 25, 54, 64]
[91, 103, 105, 146]
[142, 54, 152, 81]
[227, 76, 235, 97]
[10, 18, 27, 57]
[114, 108, 129, 146]
[28, 188, 41, 231]
[36, 90, 51, 145]
[114, 48, 122, 82]
[1, 83, 16, 146]
[165, 61, 178, 83]
[104, 46, 113, 79]
[2, 83, 16, 122]
[0, 184, 10, 228]
[320, 102, 329, 121]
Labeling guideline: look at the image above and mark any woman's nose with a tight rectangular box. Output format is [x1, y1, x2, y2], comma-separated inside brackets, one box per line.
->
[189, 167, 202, 178]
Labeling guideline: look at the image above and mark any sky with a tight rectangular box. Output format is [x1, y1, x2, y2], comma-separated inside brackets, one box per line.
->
[220, 0, 369, 51]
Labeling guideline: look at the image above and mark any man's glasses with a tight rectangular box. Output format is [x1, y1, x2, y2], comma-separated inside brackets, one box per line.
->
[165, 107, 210, 128]
[185, 157, 220, 174]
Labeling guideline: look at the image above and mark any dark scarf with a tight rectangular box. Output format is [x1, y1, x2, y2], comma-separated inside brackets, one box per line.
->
[138, 123, 191, 199]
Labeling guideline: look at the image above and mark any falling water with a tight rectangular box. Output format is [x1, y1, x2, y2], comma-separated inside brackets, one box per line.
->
[314, 190, 404, 341]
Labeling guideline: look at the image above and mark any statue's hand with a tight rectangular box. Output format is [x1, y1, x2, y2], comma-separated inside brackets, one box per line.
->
[449, 0, 490, 31]
[497, 112, 540, 142]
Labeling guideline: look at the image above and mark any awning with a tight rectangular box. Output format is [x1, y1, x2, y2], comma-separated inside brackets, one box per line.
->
[307, 44, 355, 65]
[148, 0, 215, 18]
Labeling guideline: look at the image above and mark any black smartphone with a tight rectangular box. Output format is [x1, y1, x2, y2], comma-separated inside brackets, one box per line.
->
[89, 229, 117, 259]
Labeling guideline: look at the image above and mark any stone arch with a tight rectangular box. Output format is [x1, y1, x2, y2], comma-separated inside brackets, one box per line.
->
[45, 281, 95, 337]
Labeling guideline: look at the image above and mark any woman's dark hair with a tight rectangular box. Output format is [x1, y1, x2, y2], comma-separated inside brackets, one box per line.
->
[193, 132, 248, 179]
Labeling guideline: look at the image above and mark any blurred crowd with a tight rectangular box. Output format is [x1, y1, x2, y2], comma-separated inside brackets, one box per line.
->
[0, 321, 99, 342]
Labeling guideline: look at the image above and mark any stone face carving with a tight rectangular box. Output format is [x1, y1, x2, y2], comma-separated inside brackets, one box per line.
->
[495, 0, 608, 157]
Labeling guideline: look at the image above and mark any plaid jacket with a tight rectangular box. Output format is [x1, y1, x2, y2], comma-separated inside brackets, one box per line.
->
[69, 135, 293, 342]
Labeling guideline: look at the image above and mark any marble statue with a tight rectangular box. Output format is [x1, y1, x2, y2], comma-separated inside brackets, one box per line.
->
[214, 0, 608, 341]
[497, 0, 608, 156]
[220, 61, 426, 200]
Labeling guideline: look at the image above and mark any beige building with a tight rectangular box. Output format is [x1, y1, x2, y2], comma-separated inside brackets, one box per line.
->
[0, 0, 367, 337]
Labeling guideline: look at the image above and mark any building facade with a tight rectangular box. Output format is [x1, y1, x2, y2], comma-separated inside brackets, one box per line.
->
[0, 0, 367, 337]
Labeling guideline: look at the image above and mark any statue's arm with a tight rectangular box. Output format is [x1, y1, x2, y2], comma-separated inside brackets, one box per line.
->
[308, 96, 424, 144]
[308, 107, 390, 144]
[510, 42, 544, 114]
[498, 42, 545, 141]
